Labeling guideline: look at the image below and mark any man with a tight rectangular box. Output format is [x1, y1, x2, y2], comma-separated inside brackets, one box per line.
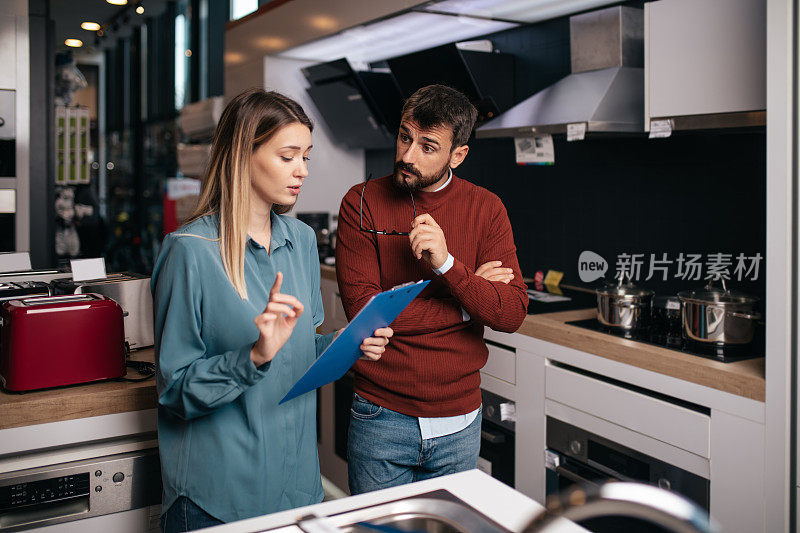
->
[336, 84, 529, 494]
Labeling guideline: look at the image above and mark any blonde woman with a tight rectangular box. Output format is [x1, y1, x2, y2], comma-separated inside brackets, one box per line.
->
[152, 88, 392, 532]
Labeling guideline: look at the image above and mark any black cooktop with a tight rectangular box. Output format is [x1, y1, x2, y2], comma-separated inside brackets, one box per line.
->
[566, 318, 765, 363]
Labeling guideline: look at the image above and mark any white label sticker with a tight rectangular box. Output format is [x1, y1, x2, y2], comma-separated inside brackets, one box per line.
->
[567, 122, 587, 141]
[500, 402, 517, 423]
[514, 135, 554, 165]
[649, 119, 673, 139]
[0, 252, 31, 272]
[166, 178, 201, 200]
[70, 257, 107, 282]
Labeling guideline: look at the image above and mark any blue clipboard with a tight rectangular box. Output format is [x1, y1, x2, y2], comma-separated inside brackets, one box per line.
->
[280, 280, 430, 404]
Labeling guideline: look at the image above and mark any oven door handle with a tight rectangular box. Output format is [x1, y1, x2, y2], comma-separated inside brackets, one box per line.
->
[481, 428, 506, 444]
[554, 464, 604, 488]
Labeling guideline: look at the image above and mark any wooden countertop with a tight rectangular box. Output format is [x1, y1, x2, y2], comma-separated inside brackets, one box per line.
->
[521, 309, 765, 402]
[0, 349, 158, 431]
[320, 263, 336, 281]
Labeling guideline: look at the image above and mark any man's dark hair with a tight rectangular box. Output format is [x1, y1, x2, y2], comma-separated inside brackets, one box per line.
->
[400, 85, 478, 150]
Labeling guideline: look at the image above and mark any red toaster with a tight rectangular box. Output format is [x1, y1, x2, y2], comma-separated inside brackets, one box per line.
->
[0, 294, 126, 391]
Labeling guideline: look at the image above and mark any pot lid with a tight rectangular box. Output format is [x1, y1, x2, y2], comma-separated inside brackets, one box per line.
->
[678, 279, 759, 305]
[596, 272, 653, 298]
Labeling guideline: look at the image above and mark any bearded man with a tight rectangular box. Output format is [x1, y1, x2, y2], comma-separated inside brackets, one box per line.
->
[335, 84, 529, 494]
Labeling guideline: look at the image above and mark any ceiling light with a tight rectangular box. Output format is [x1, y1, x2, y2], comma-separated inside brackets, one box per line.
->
[255, 36, 288, 50]
[423, 0, 619, 23]
[81, 22, 101, 31]
[106, 0, 128, 5]
[308, 15, 338, 31]
[279, 12, 516, 64]
[65, 39, 83, 48]
[136, 5, 144, 14]
[225, 52, 246, 65]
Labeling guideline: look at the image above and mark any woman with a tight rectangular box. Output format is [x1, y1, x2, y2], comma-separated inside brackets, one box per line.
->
[152, 88, 392, 532]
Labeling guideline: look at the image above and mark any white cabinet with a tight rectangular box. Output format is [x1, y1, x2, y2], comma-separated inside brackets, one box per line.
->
[0, 16, 16, 90]
[545, 364, 710, 458]
[645, 0, 766, 128]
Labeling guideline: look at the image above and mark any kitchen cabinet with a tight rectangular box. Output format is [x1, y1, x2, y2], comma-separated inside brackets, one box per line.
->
[0, 16, 16, 90]
[644, 0, 766, 130]
[486, 326, 766, 533]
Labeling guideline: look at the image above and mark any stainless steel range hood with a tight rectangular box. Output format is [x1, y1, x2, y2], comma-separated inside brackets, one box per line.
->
[476, 6, 644, 138]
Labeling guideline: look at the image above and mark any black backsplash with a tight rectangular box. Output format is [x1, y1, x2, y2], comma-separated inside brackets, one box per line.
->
[365, 131, 766, 303]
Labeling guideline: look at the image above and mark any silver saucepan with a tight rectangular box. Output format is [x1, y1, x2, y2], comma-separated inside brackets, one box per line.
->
[596, 272, 654, 330]
[677, 279, 762, 345]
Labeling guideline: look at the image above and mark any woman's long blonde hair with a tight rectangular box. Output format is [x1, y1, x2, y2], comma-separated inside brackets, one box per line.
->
[185, 88, 313, 299]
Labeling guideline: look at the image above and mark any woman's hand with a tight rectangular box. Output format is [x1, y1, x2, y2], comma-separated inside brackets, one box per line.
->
[475, 260, 514, 284]
[358, 327, 393, 361]
[250, 272, 304, 366]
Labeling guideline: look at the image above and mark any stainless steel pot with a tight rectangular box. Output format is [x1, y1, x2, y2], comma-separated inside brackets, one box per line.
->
[677, 279, 761, 345]
[596, 273, 654, 330]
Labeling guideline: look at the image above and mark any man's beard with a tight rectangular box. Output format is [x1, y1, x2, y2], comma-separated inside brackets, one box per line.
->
[393, 160, 450, 192]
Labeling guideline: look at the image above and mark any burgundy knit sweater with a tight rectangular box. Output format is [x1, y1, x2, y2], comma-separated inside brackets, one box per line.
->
[335, 174, 529, 417]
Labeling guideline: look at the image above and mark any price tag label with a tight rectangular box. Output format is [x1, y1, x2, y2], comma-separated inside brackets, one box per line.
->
[70, 257, 107, 282]
[649, 119, 673, 139]
[514, 135, 554, 165]
[0, 252, 30, 273]
[567, 122, 587, 141]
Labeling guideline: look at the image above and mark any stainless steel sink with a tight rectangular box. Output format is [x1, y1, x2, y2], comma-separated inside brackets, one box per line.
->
[294, 495, 509, 533]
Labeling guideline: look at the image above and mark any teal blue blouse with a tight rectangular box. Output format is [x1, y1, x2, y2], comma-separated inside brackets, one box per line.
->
[151, 213, 335, 523]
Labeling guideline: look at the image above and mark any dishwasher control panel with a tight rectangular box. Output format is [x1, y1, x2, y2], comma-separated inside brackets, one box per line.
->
[1, 472, 90, 509]
[0, 448, 160, 531]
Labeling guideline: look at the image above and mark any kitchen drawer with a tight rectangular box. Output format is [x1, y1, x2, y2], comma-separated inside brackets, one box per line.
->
[545, 363, 710, 458]
[481, 340, 515, 385]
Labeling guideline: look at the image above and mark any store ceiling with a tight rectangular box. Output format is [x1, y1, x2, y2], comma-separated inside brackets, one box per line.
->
[225, 0, 430, 68]
[49, 0, 167, 53]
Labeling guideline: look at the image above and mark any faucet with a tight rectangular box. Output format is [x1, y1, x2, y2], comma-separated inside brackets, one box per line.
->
[522, 482, 716, 533]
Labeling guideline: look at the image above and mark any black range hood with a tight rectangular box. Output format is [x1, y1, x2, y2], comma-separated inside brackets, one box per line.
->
[302, 59, 404, 150]
[387, 43, 514, 124]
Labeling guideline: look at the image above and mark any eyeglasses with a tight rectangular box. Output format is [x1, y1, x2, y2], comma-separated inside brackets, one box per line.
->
[359, 174, 416, 236]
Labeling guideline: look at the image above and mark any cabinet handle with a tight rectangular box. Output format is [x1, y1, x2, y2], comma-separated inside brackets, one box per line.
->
[481, 428, 506, 444]
[555, 465, 602, 487]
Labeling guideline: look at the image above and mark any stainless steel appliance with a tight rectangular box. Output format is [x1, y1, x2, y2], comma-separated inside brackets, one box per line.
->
[478, 389, 515, 487]
[677, 279, 761, 345]
[0, 448, 160, 531]
[51, 273, 153, 350]
[0, 282, 50, 303]
[0, 269, 69, 284]
[477, 5, 644, 138]
[545, 417, 709, 532]
[596, 273, 654, 331]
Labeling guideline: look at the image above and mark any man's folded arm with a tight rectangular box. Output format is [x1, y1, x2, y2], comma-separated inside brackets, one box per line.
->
[439, 202, 529, 332]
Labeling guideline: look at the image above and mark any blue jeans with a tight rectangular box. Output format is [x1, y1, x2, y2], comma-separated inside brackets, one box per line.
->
[347, 393, 482, 495]
[161, 496, 224, 532]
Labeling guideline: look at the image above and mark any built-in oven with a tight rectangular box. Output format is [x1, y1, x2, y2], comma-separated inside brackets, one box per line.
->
[545, 416, 709, 532]
[478, 389, 514, 488]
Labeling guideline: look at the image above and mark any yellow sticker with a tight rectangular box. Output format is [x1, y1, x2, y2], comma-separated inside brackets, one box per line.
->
[544, 270, 564, 289]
